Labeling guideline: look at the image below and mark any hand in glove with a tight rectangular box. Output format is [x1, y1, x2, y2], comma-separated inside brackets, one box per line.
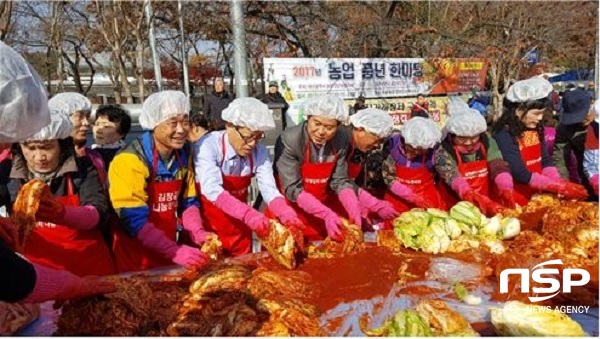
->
[498, 189, 517, 208]
[338, 188, 362, 228]
[172, 245, 209, 269]
[215, 191, 269, 237]
[559, 181, 588, 200]
[181, 206, 214, 246]
[530, 173, 588, 200]
[296, 191, 344, 242]
[22, 264, 116, 303]
[358, 189, 399, 220]
[137, 222, 208, 270]
[389, 181, 421, 205]
[245, 210, 270, 238]
[35, 196, 65, 224]
[268, 197, 303, 225]
[464, 191, 504, 216]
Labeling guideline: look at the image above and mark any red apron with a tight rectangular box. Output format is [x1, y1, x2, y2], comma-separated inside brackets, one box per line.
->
[292, 142, 348, 241]
[439, 145, 491, 207]
[24, 175, 116, 277]
[384, 157, 445, 213]
[199, 133, 254, 256]
[112, 148, 184, 273]
[346, 141, 364, 182]
[513, 133, 543, 206]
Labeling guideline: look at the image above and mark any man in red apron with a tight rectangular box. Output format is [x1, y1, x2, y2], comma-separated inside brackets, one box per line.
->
[345, 108, 399, 226]
[195, 98, 304, 256]
[493, 78, 588, 205]
[109, 91, 211, 273]
[434, 102, 508, 216]
[7, 110, 115, 277]
[382, 117, 446, 217]
[274, 95, 362, 242]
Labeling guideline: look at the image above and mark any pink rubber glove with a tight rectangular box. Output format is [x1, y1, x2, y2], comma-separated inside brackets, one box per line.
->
[494, 172, 517, 208]
[389, 180, 425, 206]
[542, 166, 563, 181]
[181, 205, 213, 245]
[52, 205, 100, 230]
[268, 196, 302, 225]
[390, 180, 435, 207]
[451, 177, 472, 200]
[214, 191, 269, 237]
[591, 174, 599, 195]
[137, 223, 208, 269]
[338, 188, 362, 228]
[296, 191, 344, 242]
[358, 188, 399, 220]
[22, 264, 115, 303]
[529, 172, 565, 192]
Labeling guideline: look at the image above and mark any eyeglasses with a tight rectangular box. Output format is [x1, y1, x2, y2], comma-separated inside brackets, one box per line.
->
[235, 126, 264, 144]
[454, 135, 480, 146]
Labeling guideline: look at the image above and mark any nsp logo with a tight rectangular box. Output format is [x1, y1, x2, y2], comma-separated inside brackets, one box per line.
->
[499, 259, 590, 302]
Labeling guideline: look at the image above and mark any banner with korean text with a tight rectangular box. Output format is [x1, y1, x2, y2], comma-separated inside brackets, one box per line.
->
[263, 58, 488, 103]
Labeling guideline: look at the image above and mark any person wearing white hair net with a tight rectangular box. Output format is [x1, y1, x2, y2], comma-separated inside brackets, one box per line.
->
[0, 41, 115, 304]
[381, 117, 446, 219]
[493, 77, 588, 205]
[195, 97, 303, 255]
[434, 101, 506, 216]
[6, 109, 116, 277]
[48, 92, 107, 189]
[583, 99, 599, 196]
[343, 108, 399, 225]
[274, 94, 362, 243]
[109, 90, 212, 273]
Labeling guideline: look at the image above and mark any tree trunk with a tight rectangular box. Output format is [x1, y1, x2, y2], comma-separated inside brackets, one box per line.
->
[0, 0, 13, 41]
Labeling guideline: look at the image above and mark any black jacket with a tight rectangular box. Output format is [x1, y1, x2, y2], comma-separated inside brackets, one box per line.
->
[203, 91, 233, 129]
[262, 92, 289, 112]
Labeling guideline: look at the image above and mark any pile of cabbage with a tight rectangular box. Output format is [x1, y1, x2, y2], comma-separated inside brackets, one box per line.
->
[393, 201, 520, 254]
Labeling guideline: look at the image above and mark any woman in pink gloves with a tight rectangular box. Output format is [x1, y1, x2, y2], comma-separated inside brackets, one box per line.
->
[0, 41, 114, 303]
[434, 101, 509, 216]
[493, 78, 588, 206]
[344, 108, 399, 227]
[274, 94, 362, 242]
[195, 98, 304, 256]
[382, 117, 446, 214]
[109, 91, 211, 273]
[5, 110, 116, 277]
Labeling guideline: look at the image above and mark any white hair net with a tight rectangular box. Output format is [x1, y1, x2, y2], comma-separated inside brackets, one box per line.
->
[506, 78, 553, 103]
[28, 110, 73, 141]
[222, 97, 275, 131]
[0, 41, 51, 143]
[445, 110, 487, 137]
[139, 91, 190, 130]
[401, 117, 442, 149]
[349, 108, 394, 138]
[593, 100, 600, 123]
[303, 94, 348, 122]
[47, 92, 92, 116]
